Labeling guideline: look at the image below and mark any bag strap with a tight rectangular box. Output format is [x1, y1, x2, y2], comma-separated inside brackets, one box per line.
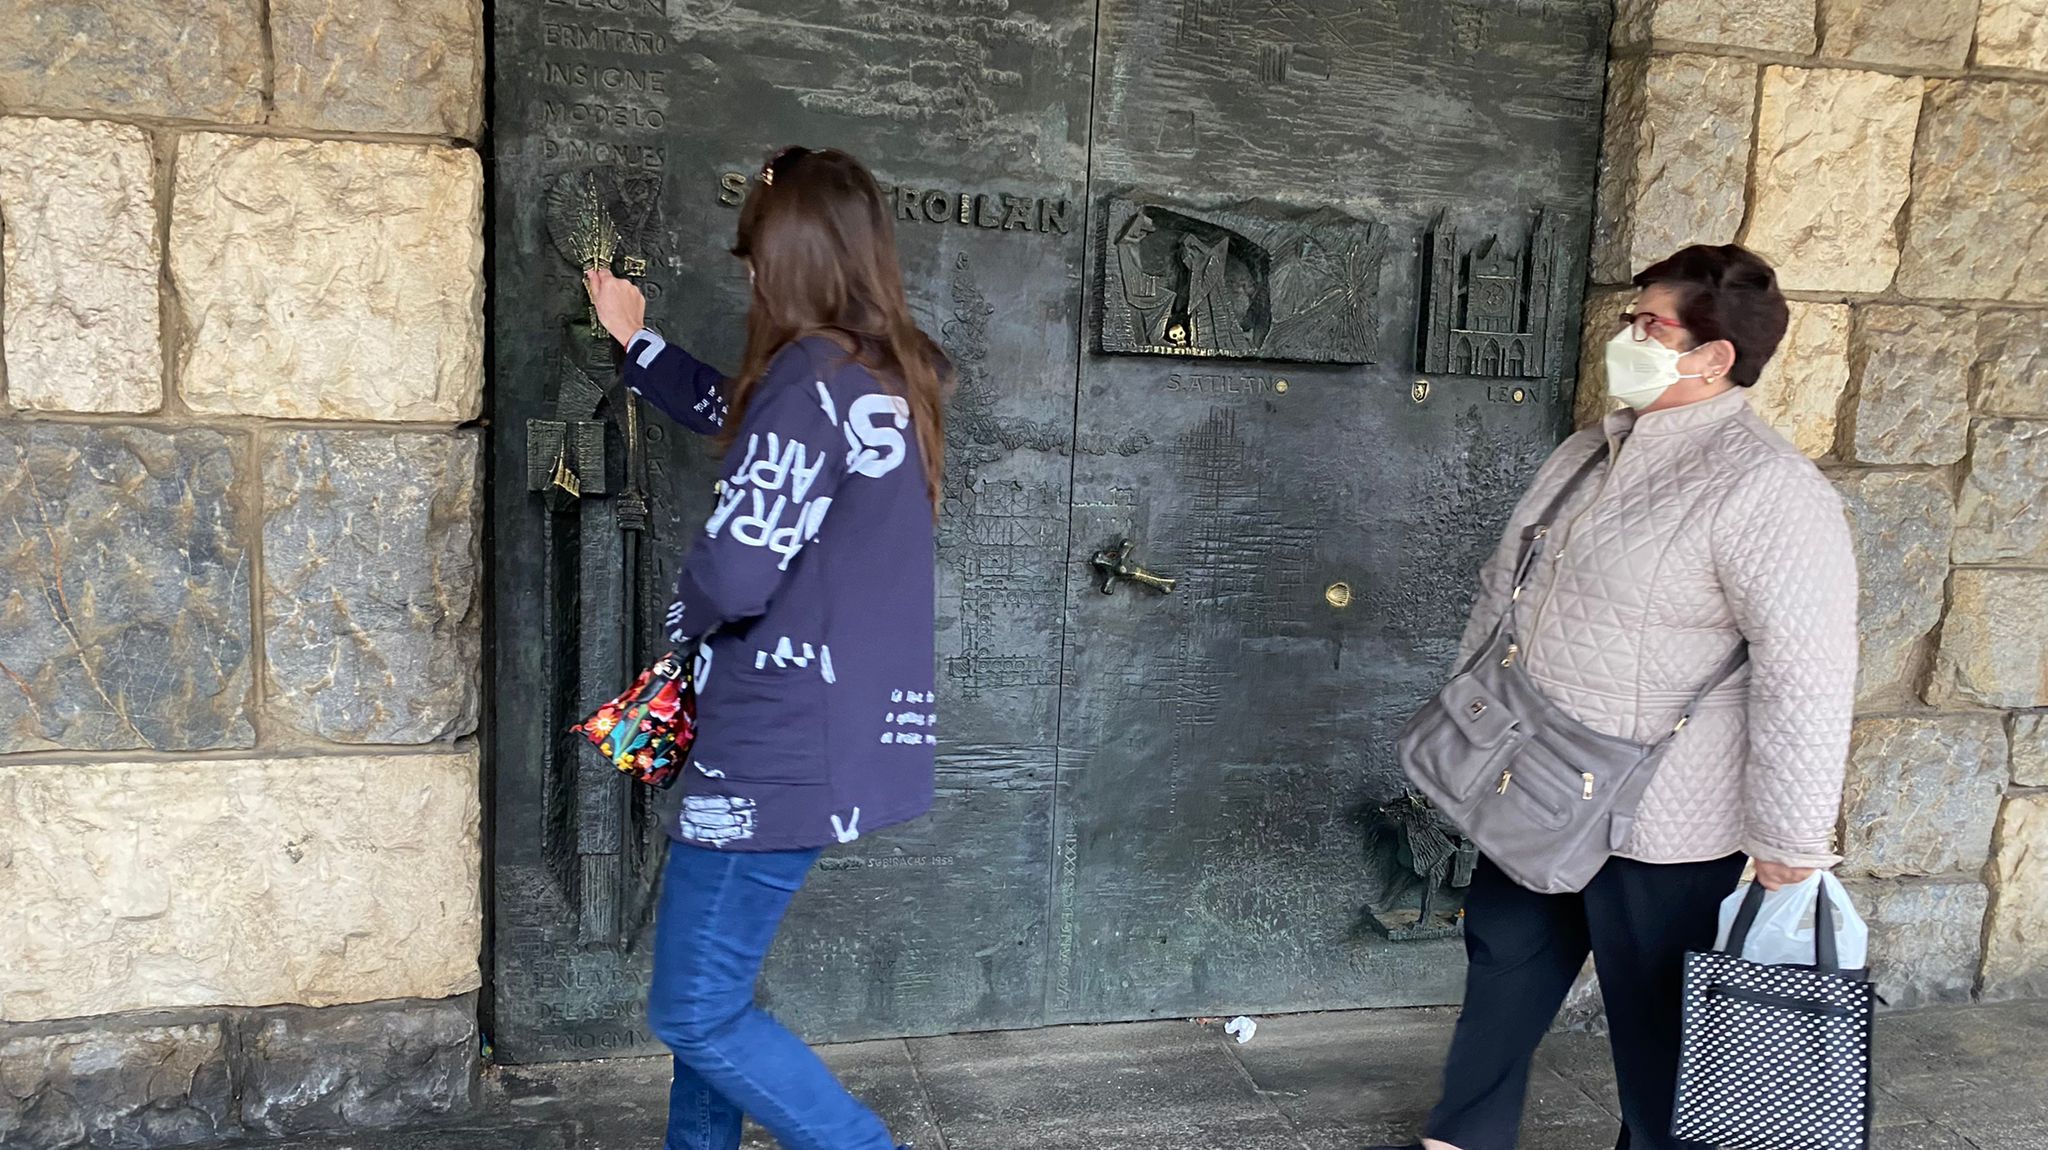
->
[1513, 442, 1611, 590]
[1463, 441, 1612, 668]
[1508, 441, 1612, 579]
[1723, 879, 1841, 973]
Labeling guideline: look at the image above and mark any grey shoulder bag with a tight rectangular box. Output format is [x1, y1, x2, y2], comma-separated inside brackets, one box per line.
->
[1397, 443, 1748, 895]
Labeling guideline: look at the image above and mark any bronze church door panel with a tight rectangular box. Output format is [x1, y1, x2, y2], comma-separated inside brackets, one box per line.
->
[486, 0, 1610, 1060]
[1049, 0, 1608, 1022]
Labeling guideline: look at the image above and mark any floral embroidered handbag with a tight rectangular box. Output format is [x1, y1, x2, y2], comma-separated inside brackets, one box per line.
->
[571, 650, 695, 789]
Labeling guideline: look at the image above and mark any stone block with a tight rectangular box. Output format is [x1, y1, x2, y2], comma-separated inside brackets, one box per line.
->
[1982, 792, 2048, 1001]
[1972, 311, 2048, 417]
[0, 118, 160, 414]
[2010, 712, 2048, 786]
[1839, 715, 2008, 878]
[0, 750, 483, 1023]
[1841, 304, 1973, 465]
[272, 0, 484, 138]
[1751, 302, 1851, 459]
[1591, 55, 1757, 283]
[1955, 419, 2048, 565]
[1931, 570, 2048, 709]
[0, 0, 263, 121]
[1573, 288, 1633, 430]
[241, 997, 477, 1136]
[0, 424, 251, 753]
[1832, 472, 1953, 709]
[171, 134, 484, 422]
[1742, 67, 1923, 293]
[1899, 81, 2048, 302]
[1844, 879, 1987, 1008]
[0, 1018, 236, 1149]
[1818, 0, 1977, 68]
[263, 431, 482, 744]
[1977, 0, 2048, 73]
[1613, 0, 1818, 52]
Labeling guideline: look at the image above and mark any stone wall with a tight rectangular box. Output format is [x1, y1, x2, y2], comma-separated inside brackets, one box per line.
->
[0, 2, 486, 1145]
[1587, 0, 2048, 1007]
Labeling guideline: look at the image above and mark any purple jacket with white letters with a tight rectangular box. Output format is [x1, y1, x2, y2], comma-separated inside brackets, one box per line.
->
[624, 329, 937, 851]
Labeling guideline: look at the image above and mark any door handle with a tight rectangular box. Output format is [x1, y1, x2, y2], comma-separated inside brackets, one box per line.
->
[1091, 539, 1177, 595]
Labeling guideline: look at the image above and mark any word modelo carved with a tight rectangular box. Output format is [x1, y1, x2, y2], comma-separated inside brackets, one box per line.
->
[716, 173, 1074, 235]
[1100, 196, 1386, 364]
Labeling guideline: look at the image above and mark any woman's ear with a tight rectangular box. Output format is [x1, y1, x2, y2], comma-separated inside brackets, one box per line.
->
[1689, 338, 1738, 383]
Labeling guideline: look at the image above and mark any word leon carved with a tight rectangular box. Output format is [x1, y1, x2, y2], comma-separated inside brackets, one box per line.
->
[718, 173, 1073, 235]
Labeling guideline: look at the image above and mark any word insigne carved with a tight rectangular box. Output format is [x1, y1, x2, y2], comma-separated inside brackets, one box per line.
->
[717, 173, 1074, 236]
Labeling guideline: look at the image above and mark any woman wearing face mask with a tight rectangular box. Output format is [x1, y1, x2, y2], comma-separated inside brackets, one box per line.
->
[1377, 244, 1858, 1150]
[585, 145, 947, 1150]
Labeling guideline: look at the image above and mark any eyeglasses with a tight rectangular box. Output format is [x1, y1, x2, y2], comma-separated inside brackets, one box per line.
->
[1617, 309, 1687, 342]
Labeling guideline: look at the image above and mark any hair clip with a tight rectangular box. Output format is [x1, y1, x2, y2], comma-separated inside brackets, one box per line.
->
[758, 166, 774, 187]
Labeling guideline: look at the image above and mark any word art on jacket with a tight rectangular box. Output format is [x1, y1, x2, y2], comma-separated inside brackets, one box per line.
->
[624, 331, 937, 851]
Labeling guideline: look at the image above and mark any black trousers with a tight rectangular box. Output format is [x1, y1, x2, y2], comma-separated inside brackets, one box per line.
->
[1425, 852, 1747, 1150]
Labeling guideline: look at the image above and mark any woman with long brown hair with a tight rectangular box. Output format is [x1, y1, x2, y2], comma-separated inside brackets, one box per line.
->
[586, 145, 949, 1150]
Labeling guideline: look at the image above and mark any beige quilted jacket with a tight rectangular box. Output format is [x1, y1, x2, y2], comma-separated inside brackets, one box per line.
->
[1456, 388, 1858, 868]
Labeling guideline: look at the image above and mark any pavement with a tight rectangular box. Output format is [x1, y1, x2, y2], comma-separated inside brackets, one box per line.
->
[249, 999, 2048, 1150]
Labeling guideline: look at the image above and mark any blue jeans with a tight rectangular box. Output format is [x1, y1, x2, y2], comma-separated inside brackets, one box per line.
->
[647, 841, 898, 1150]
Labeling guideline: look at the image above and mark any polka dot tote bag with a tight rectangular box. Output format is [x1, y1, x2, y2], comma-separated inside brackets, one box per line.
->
[1673, 881, 1876, 1150]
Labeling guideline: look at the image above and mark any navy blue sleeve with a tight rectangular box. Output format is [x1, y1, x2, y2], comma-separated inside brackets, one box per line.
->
[665, 344, 847, 643]
[623, 327, 728, 435]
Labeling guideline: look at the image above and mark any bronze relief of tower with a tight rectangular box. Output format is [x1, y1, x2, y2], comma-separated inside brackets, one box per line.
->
[1418, 211, 1562, 380]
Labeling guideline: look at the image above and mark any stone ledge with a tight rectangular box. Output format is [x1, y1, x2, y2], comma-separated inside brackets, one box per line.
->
[0, 996, 477, 1150]
[0, 749, 482, 1023]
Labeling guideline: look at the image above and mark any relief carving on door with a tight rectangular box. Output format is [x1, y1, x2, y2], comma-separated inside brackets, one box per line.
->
[1100, 196, 1387, 364]
[522, 169, 673, 947]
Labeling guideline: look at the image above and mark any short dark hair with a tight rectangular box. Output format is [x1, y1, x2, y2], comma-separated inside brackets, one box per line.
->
[1632, 244, 1790, 388]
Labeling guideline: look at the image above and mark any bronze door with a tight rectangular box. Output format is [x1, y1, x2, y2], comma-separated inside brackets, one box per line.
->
[487, 0, 1609, 1060]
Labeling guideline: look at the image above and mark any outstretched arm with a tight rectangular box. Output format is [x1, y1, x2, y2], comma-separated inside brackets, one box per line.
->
[587, 268, 728, 435]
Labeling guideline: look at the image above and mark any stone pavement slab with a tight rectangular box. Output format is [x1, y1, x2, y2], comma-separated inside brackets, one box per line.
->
[196, 1001, 2048, 1150]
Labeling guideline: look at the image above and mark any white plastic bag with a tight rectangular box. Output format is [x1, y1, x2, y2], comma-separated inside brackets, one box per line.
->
[1713, 871, 1868, 970]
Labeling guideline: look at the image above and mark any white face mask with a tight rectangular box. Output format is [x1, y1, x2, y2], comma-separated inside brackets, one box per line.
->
[1604, 328, 1706, 410]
